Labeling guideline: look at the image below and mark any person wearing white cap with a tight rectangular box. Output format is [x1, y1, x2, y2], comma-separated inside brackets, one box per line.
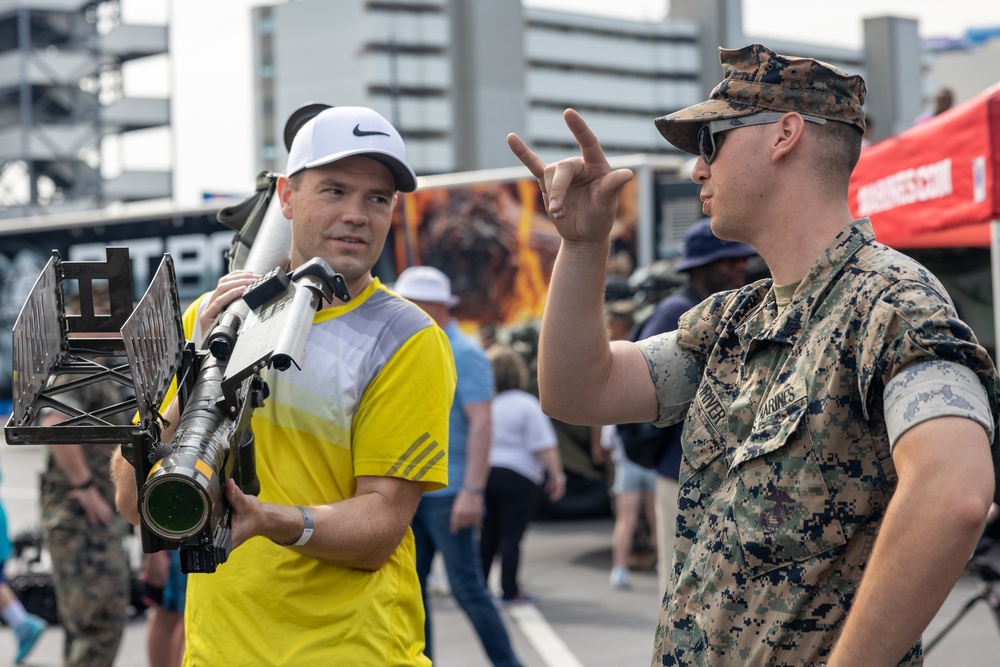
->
[393, 265, 524, 667]
[112, 106, 455, 666]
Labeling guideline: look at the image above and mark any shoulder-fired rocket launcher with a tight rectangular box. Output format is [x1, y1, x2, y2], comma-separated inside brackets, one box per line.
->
[4, 172, 349, 573]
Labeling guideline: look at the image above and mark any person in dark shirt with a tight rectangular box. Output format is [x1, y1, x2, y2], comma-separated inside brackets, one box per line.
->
[635, 218, 756, 594]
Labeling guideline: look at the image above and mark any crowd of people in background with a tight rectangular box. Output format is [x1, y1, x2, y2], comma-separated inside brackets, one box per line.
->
[396, 265, 524, 667]
[0, 43, 995, 667]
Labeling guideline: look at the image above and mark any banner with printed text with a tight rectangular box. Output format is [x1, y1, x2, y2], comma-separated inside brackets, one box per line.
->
[849, 84, 1000, 249]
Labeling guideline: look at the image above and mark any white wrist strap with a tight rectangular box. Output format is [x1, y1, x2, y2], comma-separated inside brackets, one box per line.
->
[293, 506, 314, 546]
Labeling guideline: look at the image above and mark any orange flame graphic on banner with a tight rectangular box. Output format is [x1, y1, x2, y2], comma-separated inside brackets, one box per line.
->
[511, 179, 548, 323]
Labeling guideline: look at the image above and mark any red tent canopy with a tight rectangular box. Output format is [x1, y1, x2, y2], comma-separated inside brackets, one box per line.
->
[848, 83, 1000, 249]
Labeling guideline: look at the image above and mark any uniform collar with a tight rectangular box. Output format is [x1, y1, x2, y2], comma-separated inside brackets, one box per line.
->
[738, 218, 874, 346]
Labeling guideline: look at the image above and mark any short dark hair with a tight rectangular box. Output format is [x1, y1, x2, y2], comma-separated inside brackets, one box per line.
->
[812, 120, 863, 192]
[487, 344, 528, 393]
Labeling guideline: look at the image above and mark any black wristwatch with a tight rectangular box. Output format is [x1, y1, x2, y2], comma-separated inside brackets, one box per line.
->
[73, 478, 95, 491]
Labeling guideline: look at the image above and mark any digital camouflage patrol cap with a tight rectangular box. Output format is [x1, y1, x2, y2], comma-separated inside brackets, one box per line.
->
[655, 43, 867, 155]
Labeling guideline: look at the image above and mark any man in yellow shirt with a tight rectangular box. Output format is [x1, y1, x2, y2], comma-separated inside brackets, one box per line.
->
[113, 106, 455, 666]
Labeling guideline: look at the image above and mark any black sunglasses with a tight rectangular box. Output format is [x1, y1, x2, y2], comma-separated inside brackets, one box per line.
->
[697, 112, 828, 165]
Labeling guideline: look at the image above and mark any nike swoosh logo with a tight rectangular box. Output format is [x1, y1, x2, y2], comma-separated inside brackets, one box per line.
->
[353, 124, 390, 137]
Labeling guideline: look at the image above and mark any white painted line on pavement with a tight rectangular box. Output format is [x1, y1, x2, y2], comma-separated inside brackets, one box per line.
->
[505, 603, 585, 667]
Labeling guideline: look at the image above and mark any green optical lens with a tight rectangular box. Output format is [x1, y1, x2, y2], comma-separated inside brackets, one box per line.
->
[143, 478, 208, 538]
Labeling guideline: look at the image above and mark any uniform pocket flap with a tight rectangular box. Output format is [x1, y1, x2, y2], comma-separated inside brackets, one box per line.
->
[731, 377, 808, 470]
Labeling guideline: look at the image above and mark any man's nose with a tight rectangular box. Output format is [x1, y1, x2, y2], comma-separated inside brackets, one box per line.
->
[691, 157, 710, 183]
[342, 196, 370, 223]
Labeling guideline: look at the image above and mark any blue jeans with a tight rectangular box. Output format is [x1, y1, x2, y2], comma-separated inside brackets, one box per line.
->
[413, 494, 522, 667]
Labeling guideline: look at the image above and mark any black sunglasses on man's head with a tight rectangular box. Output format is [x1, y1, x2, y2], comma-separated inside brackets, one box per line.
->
[697, 112, 827, 165]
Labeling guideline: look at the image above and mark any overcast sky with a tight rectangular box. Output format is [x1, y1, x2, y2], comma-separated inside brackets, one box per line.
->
[118, 0, 1000, 206]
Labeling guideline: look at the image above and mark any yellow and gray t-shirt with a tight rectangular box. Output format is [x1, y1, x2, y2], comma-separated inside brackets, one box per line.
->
[183, 277, 454, 666]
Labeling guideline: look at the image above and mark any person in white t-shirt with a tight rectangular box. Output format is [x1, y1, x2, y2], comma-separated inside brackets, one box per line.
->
[481, 345, 565, 604]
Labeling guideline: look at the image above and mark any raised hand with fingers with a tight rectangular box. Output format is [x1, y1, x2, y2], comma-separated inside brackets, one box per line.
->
[507, 109, 633, 245]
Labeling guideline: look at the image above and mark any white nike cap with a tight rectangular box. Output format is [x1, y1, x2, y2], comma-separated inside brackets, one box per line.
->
[285, 106, 418, 192]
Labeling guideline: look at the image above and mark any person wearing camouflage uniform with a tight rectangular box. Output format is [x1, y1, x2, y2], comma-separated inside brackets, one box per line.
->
[508, 43, 998, 667]
[41, 381, 130, 667]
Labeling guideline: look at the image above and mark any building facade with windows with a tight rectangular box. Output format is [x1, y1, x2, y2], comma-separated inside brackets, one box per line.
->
[250, 0, 924, 173]
[0, 0, 170, 218]
[249, 0, 920, 253]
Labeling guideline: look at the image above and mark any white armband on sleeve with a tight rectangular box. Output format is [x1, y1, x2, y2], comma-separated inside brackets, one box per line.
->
[883, 360, 994, 451]
[634, 331, 700, 428]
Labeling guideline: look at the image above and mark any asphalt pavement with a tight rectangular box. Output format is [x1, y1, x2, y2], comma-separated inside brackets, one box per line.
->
[1, 442, 999, 666]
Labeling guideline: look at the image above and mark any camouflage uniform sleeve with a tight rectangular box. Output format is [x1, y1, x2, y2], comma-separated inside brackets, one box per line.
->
[884, 360, 994, 450]
[635, 291, 734, 428]
[635, 331, 700, 427]
[859, 280, 1000, 433]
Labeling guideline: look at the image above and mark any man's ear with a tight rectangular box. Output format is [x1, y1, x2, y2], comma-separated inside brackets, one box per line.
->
[770, 113, 806, 163]
[277, 175, 294, 220]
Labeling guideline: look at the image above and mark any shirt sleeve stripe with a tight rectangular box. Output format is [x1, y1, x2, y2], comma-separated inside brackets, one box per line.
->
[412, 450, 446, 482]
[384, 432, 432, 476]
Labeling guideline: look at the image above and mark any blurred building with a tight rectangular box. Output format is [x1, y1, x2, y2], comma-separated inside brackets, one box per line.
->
[0, 0, 169, 219]
[252, 0, 698, 175]
[922, 26, 1000, 111]
[248, 0, 925, 255]
[250, 0, 925, 174]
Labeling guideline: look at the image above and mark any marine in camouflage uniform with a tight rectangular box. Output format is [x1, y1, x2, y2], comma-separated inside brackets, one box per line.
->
[637, 219, 997, 665]
[508, 43, 999, 667]
[41, 380, 130, 667]
[638, 44, 999, 666]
